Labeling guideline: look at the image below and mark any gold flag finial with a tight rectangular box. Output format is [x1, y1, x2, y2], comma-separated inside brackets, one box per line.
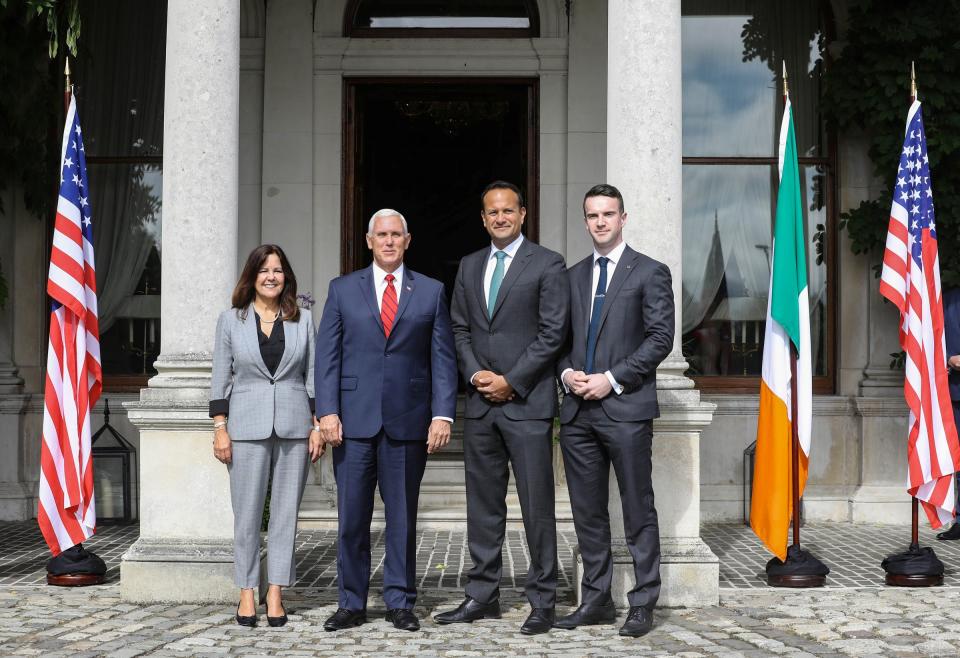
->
[911, 61, 918, 100]
[782, 60, 789, 97]
[64, 57, 71, 91]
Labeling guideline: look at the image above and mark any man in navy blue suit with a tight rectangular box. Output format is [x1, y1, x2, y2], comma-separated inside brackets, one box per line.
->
[937, 287, 960, 540]
[314, 209, 458, 631]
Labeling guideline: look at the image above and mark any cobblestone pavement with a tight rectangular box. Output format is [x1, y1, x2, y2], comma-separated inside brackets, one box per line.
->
[4, 522, 960, 656]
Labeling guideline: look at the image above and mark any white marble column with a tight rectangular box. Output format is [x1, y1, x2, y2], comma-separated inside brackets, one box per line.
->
[0, 189, 30, 521]
[122, 0, 241, 603]
[0, 191, 24, 394]
[596, 0, 718, 607]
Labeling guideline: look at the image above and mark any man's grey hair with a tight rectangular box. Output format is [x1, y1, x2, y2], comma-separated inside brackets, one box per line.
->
[367, 208, 409, 235]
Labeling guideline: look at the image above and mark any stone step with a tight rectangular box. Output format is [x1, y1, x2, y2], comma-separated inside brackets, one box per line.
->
[298, 484, 575, 529]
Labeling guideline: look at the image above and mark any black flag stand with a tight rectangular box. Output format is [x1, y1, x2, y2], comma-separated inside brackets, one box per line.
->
[764, 62, 829, 587]
[881, 498, 944, 587]
[46, 57, 107, 589]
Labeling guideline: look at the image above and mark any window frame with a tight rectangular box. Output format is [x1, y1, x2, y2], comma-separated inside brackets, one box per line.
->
[342, 0, 540, 38]
[680, 1, 838, 394]
[682, 149, 837, 394]
[84, 154, 163, 392]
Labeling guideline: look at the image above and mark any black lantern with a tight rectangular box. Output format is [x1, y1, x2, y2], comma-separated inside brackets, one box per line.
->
[91, 399, 138, 524]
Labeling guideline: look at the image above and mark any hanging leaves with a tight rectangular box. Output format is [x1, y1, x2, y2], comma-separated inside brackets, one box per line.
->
[822, 0, 960, 286]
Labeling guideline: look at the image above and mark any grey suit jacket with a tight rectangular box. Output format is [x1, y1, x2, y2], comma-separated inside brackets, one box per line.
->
[451, 237, 570, 420]
[557, 245, 674, 423]
[210, 304, 315, 441]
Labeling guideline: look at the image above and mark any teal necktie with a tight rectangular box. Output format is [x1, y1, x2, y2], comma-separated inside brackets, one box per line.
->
[488, 251, 507, 319]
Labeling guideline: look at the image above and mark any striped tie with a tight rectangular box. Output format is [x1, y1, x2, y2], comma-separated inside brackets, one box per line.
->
[381, 273, 398, 338]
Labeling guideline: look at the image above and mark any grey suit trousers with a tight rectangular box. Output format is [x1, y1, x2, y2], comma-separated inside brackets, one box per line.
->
[228, 436, 310, 588]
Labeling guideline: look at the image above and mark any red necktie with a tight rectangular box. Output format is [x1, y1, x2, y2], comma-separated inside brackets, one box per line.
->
[381, 273, 397, 338]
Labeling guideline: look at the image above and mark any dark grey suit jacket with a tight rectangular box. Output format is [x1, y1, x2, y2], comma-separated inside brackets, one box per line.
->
[451, 237, 570, 420]
[557, 245, 674, 423]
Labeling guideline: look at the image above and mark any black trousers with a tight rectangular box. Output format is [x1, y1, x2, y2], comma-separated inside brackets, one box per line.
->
[560, 400, 660, 609]
[463, 407, 557, 608]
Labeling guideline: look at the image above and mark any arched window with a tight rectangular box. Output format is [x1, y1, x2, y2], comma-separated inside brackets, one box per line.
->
[680, 0, 836, 393]
[344, 0, 540, 38]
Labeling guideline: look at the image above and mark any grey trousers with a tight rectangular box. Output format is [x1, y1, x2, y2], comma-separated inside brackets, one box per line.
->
[228, 436, 310, 588]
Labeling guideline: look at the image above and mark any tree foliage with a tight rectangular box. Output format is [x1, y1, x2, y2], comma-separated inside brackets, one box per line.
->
[822, 0, 960, 284]
[0, 0, 80, 307]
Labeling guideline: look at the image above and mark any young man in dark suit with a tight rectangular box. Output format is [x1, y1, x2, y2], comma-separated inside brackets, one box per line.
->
[314, 209, 458, 632]
[435, 181, 569, 635]
[554, 184, 674, 637]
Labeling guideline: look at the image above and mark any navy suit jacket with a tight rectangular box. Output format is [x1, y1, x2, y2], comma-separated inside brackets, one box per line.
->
[944, 287, 960, 402]
[314, 265, 458, 440]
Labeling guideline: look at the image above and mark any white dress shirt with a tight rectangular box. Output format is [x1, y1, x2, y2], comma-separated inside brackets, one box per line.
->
[372, 262, 404, 312]
[471, 234, 525, 387]
[561, 241, 627, 396]
[371, 261, 452, 423]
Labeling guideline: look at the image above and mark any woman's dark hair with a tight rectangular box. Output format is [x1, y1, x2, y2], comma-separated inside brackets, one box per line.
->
[231, 244, 300, 322]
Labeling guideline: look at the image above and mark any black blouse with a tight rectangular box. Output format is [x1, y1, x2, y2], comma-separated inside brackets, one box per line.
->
[208, 313, 315, 418]
[256, 312, 285, 375]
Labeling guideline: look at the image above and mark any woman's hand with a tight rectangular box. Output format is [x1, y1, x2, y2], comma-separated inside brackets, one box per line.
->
[213, 428, 232, 464]
[309, 428, 326, 463]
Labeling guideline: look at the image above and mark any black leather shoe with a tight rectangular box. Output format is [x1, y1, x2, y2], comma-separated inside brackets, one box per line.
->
[323, 608, 366, 631]
[386, 608, 420, 631]
[433, 597, 502, 624]
[520, 607, 555, 635]
[266, 600, 288, 627]
[555, 600, 617, 629]
[235, 602, 257, 628]
[619, 606, 653, 637]
[937, 524, 960, 540]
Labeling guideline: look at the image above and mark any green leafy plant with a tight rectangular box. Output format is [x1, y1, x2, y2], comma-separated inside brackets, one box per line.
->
[0, 0, 81, 306]
[822, 0, 960, 285]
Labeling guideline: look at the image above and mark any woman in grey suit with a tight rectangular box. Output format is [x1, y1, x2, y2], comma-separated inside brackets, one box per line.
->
[210, 244, 324, 628]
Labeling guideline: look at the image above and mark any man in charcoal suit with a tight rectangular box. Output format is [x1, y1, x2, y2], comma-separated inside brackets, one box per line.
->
[554, 184, 674, 637]
[434, 181, 569, 635]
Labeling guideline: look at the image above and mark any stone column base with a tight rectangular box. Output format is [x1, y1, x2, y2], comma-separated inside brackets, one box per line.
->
[0, 482, 35, 521]
[849, 485, 913, 524]
[572, 536, 719, 609]
[121, 537, 266, 603]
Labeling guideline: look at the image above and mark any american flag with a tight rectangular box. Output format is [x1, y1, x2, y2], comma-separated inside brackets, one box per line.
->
[38, 95, 101, 555]
[879, 100, 960, 527]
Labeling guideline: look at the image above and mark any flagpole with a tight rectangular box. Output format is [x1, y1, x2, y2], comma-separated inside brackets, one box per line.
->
[909, 60, 920, 550]
[762, 61, 829, 587]
[879, 62, 944, 588]
[784, 61, 803, 552]
[64, 57, 71, 113]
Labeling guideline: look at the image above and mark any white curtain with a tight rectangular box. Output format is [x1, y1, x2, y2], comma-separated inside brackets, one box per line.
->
[681, 165, 772, 335]
[77, 0, 165, 333]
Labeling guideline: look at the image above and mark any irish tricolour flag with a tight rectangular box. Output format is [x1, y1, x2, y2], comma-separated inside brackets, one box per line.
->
[750, 92, 813, 562]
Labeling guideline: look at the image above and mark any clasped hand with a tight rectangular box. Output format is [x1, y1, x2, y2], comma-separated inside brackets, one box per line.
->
[474, 370, 514, 403]
[563, 370, 613, 400]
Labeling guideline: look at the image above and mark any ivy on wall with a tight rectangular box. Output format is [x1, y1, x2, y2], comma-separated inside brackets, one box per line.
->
[822, 0, 960, 285]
